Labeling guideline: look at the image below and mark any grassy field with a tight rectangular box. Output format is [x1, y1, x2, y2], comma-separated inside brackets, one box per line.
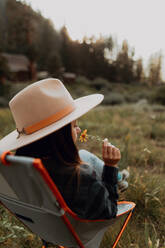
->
[0, 85, 165, 247]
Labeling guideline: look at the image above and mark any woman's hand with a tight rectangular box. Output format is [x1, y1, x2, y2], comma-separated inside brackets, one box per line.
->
[102, 138, 121, 167]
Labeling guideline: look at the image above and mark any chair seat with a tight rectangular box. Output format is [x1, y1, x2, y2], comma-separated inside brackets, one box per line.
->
[0, 150, 136, 248]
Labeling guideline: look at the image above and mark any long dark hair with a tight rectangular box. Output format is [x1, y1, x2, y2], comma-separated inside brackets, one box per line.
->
[15, 123, 82, 170]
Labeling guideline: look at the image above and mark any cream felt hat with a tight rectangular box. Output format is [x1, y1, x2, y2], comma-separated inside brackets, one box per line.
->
[0, 78, 104, 151]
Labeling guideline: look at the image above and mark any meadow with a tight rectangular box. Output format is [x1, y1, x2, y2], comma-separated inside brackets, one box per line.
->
[0, 81, 165, 248]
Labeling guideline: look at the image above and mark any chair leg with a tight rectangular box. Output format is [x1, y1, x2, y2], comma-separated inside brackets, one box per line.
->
[42, 211, 133, 248]
[41, 240, 65, 248]
[112, 211, 133, 248]
[42, 239, 48, 248]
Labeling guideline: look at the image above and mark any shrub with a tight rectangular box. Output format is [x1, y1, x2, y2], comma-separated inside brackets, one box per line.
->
[75, 76, 91, 86]
[0, 54, 9, 79]
[0, 97, 8, 107]
[92, 77, 111, 90]
[125, 91, 150, 103]
[152, 104, 165, 113]
[150, 124, 165, 141]
[0, 82, 11, 99]
[103, 92, 125, 105]
[151, 86, 165, 105]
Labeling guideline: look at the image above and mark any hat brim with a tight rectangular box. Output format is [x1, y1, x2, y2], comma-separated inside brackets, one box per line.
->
[0, 94, 104, 151]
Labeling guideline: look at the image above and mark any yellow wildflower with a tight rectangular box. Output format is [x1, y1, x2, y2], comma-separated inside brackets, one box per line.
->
[79, 129, 88, 142]
[125, 133, 130, 141]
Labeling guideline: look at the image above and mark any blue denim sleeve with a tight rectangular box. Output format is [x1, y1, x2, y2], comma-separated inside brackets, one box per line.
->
[79, 149, 121, 181]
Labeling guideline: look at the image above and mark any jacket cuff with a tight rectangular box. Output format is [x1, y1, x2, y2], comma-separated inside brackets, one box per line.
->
[102, 165, 118, 185]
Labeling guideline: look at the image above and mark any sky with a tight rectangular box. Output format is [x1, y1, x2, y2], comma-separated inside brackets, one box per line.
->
[24, 0, 165, 75]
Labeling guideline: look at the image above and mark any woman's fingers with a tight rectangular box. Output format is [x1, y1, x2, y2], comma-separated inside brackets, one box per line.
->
[102, 139, 121, 166]
[112, 147, 116, 158]
[116, 148, 121, 160]
[107, 143, 118, 159]
[102, 138, 108, 158]
[107, 143, 113, 157]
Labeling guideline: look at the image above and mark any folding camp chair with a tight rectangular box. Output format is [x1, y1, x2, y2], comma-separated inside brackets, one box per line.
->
[0, 150, 135, 248]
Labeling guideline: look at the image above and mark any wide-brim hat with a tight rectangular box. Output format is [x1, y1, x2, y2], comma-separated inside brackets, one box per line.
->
[0, 78, 104, 151]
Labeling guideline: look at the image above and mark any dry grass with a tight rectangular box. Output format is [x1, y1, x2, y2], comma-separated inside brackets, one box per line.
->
[0, 102, 165, 247]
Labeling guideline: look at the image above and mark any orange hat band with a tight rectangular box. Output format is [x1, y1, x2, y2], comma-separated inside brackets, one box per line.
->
[17, 104, 75, 137]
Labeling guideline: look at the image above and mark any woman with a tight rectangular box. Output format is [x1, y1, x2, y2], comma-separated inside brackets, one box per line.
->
[0, 78, 120, 220]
